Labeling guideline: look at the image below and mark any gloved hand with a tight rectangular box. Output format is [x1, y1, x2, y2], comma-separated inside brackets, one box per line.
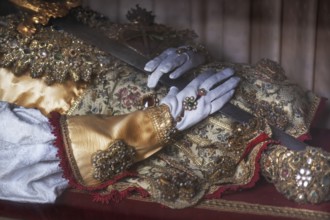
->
[161, 68, 240, 131]
[144, 46, 206, 88]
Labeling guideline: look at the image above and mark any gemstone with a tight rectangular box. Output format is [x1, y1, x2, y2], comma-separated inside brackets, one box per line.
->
[69, 49, 77, 57]
[39, 50, 47, 58]
[281, 169, 289, 178]
[297, 193, 305, 200]
[322, 174, 330, 187]
[54, 52, 63, 60]
[197, 88, 207, 97]
[9, 40, 18, 48]
[23, 48, 31, 54]
[308, 190, 319, 203]
[307, 157, 312, 164]
[303, 181, 309, 187]
[142, 96, 155, 107]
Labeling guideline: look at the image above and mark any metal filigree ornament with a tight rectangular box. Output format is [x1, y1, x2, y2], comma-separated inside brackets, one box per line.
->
[176, 45, 198, 55]
[183, 96, 198, 111]
[154, 170, 202, 202]
[0, 14, 114, 84]
[237, 88, 290, 131]
[136, 93, 159, 110]
[209, 118, 271, 181]
[92, 141, 136, 182]
[10, 0, 81, 36]
[126, 4, 155, 26]
[261, 145, 330, 204]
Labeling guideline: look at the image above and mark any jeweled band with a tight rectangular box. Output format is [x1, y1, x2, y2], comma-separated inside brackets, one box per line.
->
[261, 145, 330, 204]
[92, 140, 136, 181]
[145, 104, 177, 145]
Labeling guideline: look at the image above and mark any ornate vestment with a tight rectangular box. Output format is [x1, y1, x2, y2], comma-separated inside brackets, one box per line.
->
[0, 7, 328, 208]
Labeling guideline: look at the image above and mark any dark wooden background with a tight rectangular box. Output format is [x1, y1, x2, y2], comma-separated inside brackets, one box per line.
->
[84, 0, 330, 128]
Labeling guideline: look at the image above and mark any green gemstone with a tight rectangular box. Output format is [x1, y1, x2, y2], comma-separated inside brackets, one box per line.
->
[54, 53, 63, 60]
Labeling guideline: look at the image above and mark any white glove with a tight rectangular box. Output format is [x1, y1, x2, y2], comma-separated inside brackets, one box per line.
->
[161, 68, 240, 131]
[144, 46, 206, 88]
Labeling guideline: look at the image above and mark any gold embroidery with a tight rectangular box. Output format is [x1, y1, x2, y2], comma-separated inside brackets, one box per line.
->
[207, 117, 232, 131]
[66, 86, 90, 116]
[145, 104, 177, 145]
[236, 87, 290, 130]
[92, 140, 136, 181]
[199, 199, 330, 220]
[59, 115, 86, 185]
[186, 134, 212, 146]
[254, 58, 287, 82]
[150, 154, 206, 208]
[173, 140, 203, 167]
[10, 0, 81, 36]
[261, 145, 330, 204]
[0, 14, 115, 84]
[128, 194, 330, 220]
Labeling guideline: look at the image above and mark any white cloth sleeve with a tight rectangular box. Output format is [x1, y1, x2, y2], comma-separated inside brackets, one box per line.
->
[0, 101, 68, 203]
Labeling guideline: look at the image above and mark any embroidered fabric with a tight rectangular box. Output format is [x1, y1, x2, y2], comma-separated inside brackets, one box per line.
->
[0, 6, 323, 208]
[261, 145, 330, 204]
[70, 58, 320, 208]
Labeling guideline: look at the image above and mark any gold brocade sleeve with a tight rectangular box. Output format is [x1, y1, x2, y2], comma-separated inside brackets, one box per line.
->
[60, 104, 176, 186]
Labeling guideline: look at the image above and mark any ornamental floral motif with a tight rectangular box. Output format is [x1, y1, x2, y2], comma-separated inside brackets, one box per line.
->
[114, 85, 142, 111]
[0, 14, 116, 85]
[68, 50, 321, 208]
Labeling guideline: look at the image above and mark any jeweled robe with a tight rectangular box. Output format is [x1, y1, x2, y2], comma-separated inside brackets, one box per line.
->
[0, 8, 322, 208]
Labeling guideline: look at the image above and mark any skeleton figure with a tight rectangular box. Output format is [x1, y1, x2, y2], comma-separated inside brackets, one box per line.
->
[0, 3, 329, 208]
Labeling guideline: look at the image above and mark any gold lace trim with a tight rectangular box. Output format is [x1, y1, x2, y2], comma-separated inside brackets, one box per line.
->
[59, 115, 86, 185]
[146, 104, 177, 146]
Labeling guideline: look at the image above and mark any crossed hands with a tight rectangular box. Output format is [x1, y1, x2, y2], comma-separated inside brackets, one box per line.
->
[144, 46, 240, 131]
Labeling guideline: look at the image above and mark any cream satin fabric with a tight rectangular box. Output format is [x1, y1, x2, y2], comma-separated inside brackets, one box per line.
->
[0, 68, 87, 116]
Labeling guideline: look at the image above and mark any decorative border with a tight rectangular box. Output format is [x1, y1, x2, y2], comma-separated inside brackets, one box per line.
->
[126, 195, 330, 220]
[198, 199, 330, 220]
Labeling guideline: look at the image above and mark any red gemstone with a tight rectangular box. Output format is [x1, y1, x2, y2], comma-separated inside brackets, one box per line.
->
[143, 96, 155, 107]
